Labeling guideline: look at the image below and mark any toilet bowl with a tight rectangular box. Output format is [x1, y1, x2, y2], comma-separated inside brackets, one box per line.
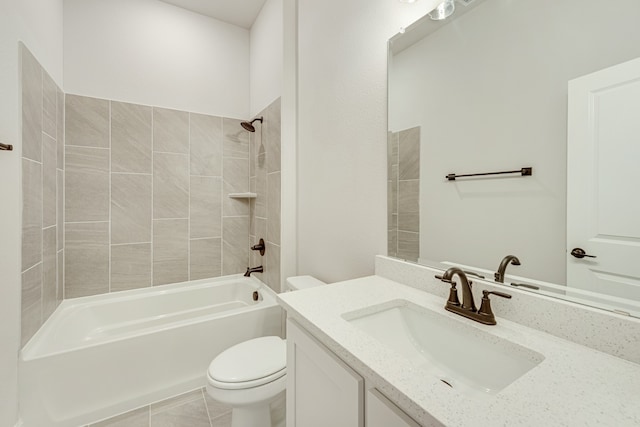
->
[206, 275, 326, 427]
[206, 336, 286, 427]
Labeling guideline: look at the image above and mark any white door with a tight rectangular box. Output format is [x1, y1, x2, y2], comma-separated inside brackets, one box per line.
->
[567, 57, 640, 302]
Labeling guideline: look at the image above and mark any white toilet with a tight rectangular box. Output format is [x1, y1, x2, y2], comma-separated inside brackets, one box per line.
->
[206, 276, 325, 427]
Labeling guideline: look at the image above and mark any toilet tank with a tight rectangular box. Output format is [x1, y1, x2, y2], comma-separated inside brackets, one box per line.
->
[285, 275, 326, 292]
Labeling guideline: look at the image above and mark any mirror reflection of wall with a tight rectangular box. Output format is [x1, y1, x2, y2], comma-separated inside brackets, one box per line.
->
[387, 127, 420, 262]
[388, 0, 640, 286]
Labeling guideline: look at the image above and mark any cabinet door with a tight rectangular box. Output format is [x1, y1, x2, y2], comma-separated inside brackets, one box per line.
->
[286, 319, 364, 427]
[366, 388, 421, 427]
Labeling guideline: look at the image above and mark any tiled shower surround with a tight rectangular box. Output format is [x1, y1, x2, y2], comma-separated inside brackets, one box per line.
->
[20, 43, 282, 346]
[20, 44, 65, 346]
[250, 98, 282, 290]
[387, 127, 420, 262]
[64, 94, 282, 297]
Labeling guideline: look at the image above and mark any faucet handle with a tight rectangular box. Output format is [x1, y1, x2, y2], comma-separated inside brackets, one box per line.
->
[435, 275, 461, 307]
[435, 274, 472, 287]
[477, 290, 512, 325]
[435, 274, 452, 283]
[484, 290, 512, 299]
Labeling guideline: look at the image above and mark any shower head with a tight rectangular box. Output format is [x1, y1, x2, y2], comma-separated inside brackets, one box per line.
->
[240, 116, 263, 132]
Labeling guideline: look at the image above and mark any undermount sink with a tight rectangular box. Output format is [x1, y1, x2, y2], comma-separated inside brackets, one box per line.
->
[343, 300, 544, 397]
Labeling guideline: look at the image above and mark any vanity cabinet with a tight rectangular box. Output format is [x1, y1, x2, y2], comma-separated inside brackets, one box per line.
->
[286, 319, 421, 427]
[366, 388, 421, 427]
[286, 319, 363, 427]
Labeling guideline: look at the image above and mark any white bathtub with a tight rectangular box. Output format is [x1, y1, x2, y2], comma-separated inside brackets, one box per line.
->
[19, 275, 282, 427]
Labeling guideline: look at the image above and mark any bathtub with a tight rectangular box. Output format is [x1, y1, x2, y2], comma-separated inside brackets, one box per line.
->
[19, 275, 282, 427]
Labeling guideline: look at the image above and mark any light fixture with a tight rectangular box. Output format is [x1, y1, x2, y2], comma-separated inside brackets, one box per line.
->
[428, 0, 455, 20]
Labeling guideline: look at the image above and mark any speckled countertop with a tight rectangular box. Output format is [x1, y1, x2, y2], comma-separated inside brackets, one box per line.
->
[277, 275, 640, 427]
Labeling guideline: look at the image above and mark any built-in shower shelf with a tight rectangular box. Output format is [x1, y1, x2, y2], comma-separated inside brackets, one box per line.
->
[228, 192, 257, 199]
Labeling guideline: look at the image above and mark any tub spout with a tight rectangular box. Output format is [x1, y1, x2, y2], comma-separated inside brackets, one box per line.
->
[244, 266, 263, 277]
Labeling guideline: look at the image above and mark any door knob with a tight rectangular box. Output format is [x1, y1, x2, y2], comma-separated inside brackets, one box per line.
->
[570, 248, 597, 259]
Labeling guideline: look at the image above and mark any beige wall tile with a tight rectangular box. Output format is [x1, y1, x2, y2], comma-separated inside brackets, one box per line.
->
[223, 117, 249, 159]
[153, 219, 188, 286]
[153, 107, 189, 154]
[65, 95, 109, 148]
[65, 146, 110, 222]
[43, 134, 57, 228]
[21, 264, 42, 347]
[267, 172, 281, 246]
[111, 243, 152, 292]
[251, 218, 266, 268]
[190, 238, 222, 280]
[222, 217, 249, 275]
[398, 213, 419, 233]
[388, 229, 398, 258]
[398, 179, 419, 233]
[57, 170, 64, 251]
[223, 158, 249, 216]
[42, 71, 57, 138]
[190, 176, 222, 239]
[65, 222, 109, 298]
[265, 98, 281, 174]
[397, 231, 419, 262]
[112, 174, 152, 244]
[249, 178, 256, 235]
[42, 226, 57, 321]
[190, 113, 222, 177]
[57, 249, 64, 304]
[153, 153, 189, 219]
[21, 44, 42, 162]
[254, 154, 267, 218]
[398, 126, 420, 180]
[265, 242, 281, 293]
[111, 101, 152, 173]
[223, 182, 250, 217]
[22, 159, 42, 271]
[56, 87, 64, 169]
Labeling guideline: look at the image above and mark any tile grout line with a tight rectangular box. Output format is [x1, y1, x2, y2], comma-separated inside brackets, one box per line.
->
[151, 107, 155, 288]
[39, 64, 45, 327]
[108, 100, 112, 294]
[200, 388, 214, 426]
[188, 112, 191, 282]
[221, 118, 225, 276]
[62, 92, 66, 301]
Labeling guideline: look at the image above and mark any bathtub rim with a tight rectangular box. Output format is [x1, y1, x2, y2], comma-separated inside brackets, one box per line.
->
[21, 274, 278, 361]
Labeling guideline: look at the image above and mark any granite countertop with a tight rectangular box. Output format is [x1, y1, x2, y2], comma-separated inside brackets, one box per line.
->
[277, 275, 640, 427]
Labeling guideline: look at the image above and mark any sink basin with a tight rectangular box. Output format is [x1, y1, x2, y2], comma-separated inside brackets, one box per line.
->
[343, 300, 544, 397]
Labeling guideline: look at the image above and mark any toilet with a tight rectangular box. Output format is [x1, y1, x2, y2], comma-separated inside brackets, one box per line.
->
[206, 276, 325, 427]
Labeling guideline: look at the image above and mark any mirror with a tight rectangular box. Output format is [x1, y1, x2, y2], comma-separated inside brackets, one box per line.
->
[387, 0, 640, 317]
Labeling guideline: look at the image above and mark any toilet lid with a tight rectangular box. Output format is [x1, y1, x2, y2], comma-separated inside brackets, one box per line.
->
[208, 336, 286, 386]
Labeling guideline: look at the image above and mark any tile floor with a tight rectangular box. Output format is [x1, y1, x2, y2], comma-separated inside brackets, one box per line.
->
[85, 387, 286, 427]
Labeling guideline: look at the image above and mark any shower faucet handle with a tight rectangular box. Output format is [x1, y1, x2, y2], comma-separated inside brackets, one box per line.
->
[251, 238, 265, 256]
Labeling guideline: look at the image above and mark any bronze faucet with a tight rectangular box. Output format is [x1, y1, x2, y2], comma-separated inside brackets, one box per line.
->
[494, 255, 521, 283]
[244, 266, 263, 277]
[437, 267, 512, 325]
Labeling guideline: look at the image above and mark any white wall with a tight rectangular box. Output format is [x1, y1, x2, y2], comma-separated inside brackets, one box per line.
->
[389, 0, 640, 285]
[295, 0, 435, 283]
[64, 0, 250, 118]
[250, 0, 283, 117]
[0, 0, 64, 424]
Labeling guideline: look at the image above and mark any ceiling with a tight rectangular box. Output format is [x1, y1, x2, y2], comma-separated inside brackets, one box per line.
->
[158, 0, 267, 29]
